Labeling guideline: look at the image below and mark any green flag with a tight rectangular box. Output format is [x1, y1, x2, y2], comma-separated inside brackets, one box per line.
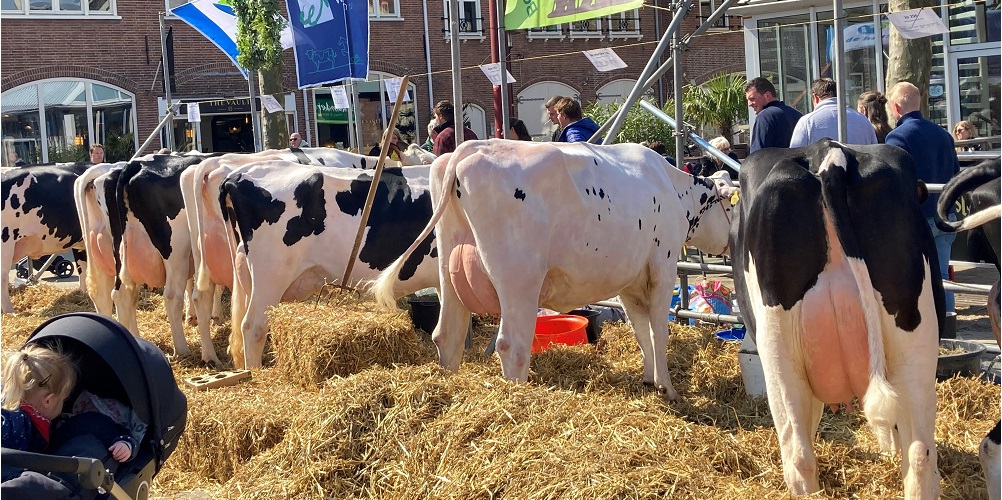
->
[505, 0, 644, 30]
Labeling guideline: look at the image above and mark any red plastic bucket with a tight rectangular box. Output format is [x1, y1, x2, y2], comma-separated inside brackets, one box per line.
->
[532, 315, 589, 353]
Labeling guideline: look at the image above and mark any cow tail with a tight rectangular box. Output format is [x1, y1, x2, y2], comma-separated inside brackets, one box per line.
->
[370, 156, 456, 310]
[936, 158, 1001, 232]
[817, 146, 898, 449]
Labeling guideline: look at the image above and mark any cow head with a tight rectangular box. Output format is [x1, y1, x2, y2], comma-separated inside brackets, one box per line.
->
[398, 144, 437, 165]
[685, 170, 737, 256]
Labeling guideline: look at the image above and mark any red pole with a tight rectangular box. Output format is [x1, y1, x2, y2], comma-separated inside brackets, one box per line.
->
[488, 0, 503, 138]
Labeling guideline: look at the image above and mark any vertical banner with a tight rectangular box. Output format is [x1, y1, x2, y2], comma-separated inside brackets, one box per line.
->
[504, 0, 643, 30]
[287, 0, 370, 89]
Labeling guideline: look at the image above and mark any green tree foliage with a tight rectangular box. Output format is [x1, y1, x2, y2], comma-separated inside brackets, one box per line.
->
[583, 98, 676, 151]
[683, 72, 748, 139]
[233, 0, 289, 150]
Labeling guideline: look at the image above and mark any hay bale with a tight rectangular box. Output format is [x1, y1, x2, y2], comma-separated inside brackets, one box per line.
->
[269, 296, 438, 388]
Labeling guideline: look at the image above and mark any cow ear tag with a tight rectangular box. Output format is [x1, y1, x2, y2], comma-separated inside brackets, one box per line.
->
[729, 191, 740, 206]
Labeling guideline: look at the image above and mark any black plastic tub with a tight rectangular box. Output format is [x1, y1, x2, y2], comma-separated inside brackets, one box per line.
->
[936, 339, 987, 380]
[568, 308, 602, 344]
[408, 298, 440, 334]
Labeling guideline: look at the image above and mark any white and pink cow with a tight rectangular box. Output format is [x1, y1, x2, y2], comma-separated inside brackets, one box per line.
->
[373, 140, 736, 400]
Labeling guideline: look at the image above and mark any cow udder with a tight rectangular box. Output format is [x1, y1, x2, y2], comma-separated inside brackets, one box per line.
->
[449, 243, 500, 316]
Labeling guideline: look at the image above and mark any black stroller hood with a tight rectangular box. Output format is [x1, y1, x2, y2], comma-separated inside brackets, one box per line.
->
[25, 313, 187, 472]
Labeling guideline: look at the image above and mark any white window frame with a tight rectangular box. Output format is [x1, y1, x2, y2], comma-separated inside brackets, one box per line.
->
[569, 16, 603, 40]
[369, 0, 402, 20]
[527, 23, 564, 41]
[608, 9, 642, 39]
[699, 0, 735, 30]
[443, 0, 484, 40]
[2, 0, 116, 17]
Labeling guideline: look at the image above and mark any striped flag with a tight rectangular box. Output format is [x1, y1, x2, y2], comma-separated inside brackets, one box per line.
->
[170, 0, 293, 77]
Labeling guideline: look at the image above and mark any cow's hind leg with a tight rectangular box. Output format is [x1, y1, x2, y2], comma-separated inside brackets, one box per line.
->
[756, 306, 825, 495]
[493, 288, 540, 383]
[191, 277, 222, 365]
[163, 263, 192, 357]
[433, 266, 473, 373]
[2, 237, 18, 313]
[982, 420, 1001, 500]
[228, 252, 251, 368]
[112, 279, 142, 337]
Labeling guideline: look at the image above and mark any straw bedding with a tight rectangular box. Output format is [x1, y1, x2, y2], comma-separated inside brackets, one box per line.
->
[2, 283, 998, 498]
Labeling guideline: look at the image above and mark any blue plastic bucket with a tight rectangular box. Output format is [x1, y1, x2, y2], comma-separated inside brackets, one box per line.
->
[714, 326, 746, 343]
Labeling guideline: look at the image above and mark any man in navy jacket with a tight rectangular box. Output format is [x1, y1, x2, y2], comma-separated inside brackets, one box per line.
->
[745, 77, 803, 153]
[885, 81, 960, 315]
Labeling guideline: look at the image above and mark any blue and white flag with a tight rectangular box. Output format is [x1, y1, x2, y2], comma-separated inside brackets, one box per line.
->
[286, 0, 369, 89]
[171, 0, 294, 78]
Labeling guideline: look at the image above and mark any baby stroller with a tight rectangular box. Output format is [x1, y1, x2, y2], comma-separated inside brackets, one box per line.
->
[1, 313, 187, 500]
[16, 254, 75, 279]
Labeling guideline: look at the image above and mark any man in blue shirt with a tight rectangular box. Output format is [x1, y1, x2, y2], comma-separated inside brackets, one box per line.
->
[789, 78, 878, 147]
[554, 98, 600, 143]
[745, 77, 803, 153]
[885, 81, 961, 315]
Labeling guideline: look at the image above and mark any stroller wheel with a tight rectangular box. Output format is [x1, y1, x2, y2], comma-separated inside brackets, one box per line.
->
[55, 260, 74, 278]
[16, 263, 30, 279]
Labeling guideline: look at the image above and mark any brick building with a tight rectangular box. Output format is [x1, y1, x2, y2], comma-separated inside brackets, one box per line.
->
[0, 0, 745, 166]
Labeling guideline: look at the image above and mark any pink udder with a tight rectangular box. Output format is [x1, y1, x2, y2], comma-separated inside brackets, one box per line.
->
[449, 243, 501, 316]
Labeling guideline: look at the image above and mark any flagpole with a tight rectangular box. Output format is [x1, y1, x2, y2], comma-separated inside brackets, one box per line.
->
[247, 70, 262, 152]
[159, 12, 175, 151]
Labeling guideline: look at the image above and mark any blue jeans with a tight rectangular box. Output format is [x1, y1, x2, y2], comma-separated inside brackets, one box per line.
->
[927, 216, 956, 313]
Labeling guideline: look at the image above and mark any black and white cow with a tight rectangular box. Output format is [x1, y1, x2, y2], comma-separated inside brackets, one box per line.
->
[2, 163, 91, 313]
[730, 139, 941, 498]
[936, 158, 1001, 500]
[219, 162, 440, 368]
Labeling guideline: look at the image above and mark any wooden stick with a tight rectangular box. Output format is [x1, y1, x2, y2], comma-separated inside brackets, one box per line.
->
[340, 75, 411, 289]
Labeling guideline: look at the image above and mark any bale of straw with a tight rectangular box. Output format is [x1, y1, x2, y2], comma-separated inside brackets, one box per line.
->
[268, 297, 438, 388]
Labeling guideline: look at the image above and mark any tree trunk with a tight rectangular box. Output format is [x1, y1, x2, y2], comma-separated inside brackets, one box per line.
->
[885, 0, 935, 117]
[258, 65, 289, 150]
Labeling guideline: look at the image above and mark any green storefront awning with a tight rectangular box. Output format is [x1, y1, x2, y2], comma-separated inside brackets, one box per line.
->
[316, 96, 348, 124]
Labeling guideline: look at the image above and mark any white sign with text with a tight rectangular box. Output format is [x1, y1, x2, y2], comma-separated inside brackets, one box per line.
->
[583, 48, 628, 72]
[330, 86, 350, 109]
[886, 8, 949, 39]
[187, 102, 201, 123]
[259, 95, 284, 114]
[384, 78, 411, 103]
[479, 63, 517, 87]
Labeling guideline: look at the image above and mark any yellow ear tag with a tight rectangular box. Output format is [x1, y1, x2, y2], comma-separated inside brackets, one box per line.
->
[729, 191, 740, 206]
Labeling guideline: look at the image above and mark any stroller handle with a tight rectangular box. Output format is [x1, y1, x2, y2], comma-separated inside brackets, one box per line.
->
[1, 447, 108, 490]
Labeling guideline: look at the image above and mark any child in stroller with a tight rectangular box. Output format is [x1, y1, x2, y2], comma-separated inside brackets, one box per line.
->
[1, 313, 187, 500]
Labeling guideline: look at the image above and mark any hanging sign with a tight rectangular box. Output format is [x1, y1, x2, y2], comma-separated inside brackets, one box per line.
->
[259, 95, 284, 114]
[187, 102, 201, 122]
[384, 78, 411, 102]
[583, 48, 628, 72]
[331, 86, 351, 109]
[886, 8, 949, 39]
[479, 63, 517, 87]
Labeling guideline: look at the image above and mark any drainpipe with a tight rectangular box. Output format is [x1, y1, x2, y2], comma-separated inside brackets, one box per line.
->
[422, 0, 435, 119]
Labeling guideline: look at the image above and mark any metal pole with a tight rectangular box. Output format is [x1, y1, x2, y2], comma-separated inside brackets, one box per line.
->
[247, 71, 262, 152]
[833, 0, 847, 142]
[353, 79, 364, 152]
[158, 13, 175, 151]
[132, 103, 179, 160]
[590, 0, 738, 143]
[449, 0, 465, 145]
[673, 26, 685, 165]
[422, 0, 435, 108]
[599, 0, 693, 145]
[639, 100, 741, 172]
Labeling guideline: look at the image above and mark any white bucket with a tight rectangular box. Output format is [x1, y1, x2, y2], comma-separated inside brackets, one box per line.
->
[738, 334, 768, 397]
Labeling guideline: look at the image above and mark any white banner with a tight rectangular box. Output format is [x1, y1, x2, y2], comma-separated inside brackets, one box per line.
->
[886, 8, 949, 39]
[187, 102, 201, 123]
[384, 78, 411, 103]
[583, 48, 628, 72]
[331, 86, 350, 109]
[479, 63, 517, 87]
[259, 95, 284, 114]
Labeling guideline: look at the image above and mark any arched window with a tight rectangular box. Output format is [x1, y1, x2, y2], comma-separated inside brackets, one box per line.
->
[2, 79, 137, 166]
[463, 103, 487, 141]
[516, 81, 578, 141]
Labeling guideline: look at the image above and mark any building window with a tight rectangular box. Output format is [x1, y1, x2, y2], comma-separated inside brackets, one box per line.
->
[528, 23, 564, 40]
[757, 14, 812, 115]
[443, 0, 482, 38]
[1, 79, 136, 166]
[3, 0, 111, 14]
[369, 0, 400, 19]
[947, 0, 1000, 46]
[699, 0, 735, 29]
[815, 6, 878, 110]
[608, 9, 641, 38]
[569, 16, 602, 38]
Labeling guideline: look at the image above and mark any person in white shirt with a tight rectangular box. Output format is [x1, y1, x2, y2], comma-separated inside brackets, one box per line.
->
[789, 78, 878, 148]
